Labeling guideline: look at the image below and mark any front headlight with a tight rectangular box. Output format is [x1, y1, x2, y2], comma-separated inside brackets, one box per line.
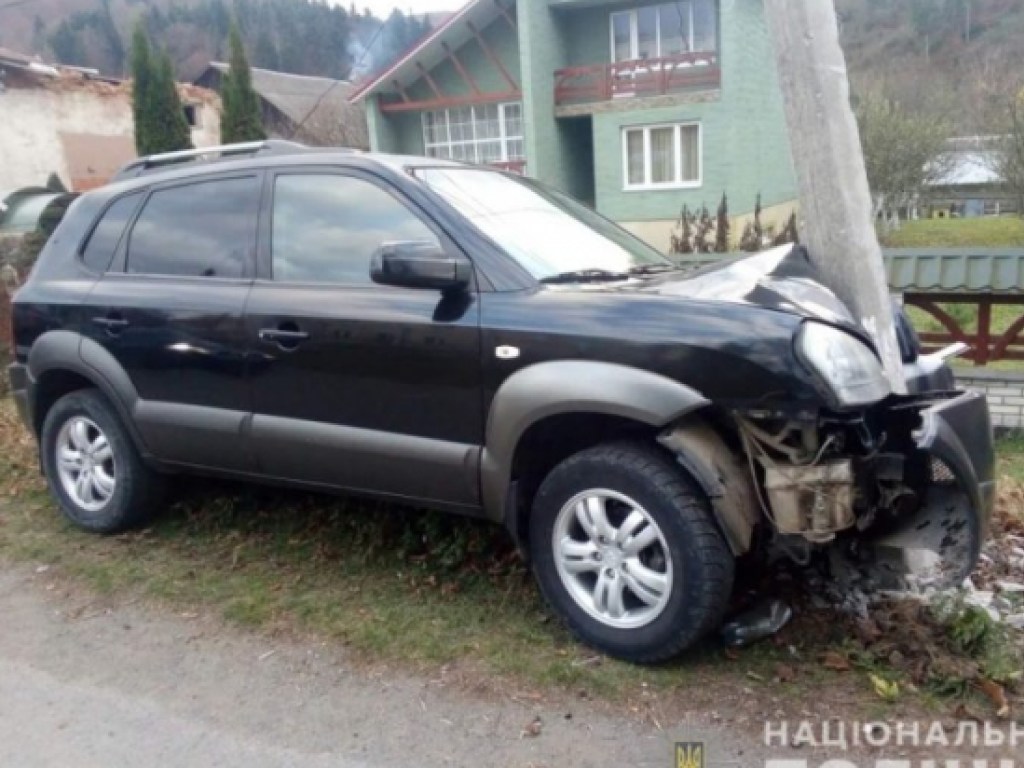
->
[796, 322, 890, 407]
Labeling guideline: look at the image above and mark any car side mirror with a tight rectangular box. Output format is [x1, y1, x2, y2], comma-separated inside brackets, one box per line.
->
[370, 241, 471, 292]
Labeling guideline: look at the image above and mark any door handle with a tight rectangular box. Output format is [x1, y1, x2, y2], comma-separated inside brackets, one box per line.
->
[258, 326, 309, 349]
[92, 315, 129, 335]
[258, 329, 310, 342]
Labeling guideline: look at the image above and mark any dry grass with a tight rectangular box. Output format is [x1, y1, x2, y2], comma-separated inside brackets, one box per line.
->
[0, 400, 1020, 723]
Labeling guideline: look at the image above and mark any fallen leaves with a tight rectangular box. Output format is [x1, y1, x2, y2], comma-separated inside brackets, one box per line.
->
[953, 702, 982, 723]
[775, 663, 796, 683]
[854, 618, 883, 644]
[820, 651, 852, 672]
[868, 673, 900, 702]
[977, 678, 1010, 718]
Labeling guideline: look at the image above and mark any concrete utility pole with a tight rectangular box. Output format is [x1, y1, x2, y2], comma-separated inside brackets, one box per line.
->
[764, 0, 906, 394]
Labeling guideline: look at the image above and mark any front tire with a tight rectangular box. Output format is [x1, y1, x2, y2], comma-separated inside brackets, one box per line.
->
[529, 441, 734, 663]
[41, 389, 164, 534]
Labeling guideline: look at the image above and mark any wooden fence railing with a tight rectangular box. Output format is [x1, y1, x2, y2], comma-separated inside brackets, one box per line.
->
[554, 51, 720, 106]
[905, 294, 1024, 366]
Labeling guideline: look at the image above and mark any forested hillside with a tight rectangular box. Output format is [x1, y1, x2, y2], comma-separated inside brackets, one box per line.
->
[837, 0, 1024, 132]
[0, 0, 431, 82]
[2, 0, 1022, 118]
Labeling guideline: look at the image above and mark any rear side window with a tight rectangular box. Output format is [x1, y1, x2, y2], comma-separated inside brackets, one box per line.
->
[271, 174, 439, 284]
[126, 176, 259, 278]
[81, 192, 142, 273]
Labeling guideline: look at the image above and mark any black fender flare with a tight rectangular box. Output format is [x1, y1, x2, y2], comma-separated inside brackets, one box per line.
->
[480, 360, 710, 522]
[27, 330, 151, 457]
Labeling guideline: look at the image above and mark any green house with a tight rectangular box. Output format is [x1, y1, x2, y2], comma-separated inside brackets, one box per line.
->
[349, 0, 798, 252]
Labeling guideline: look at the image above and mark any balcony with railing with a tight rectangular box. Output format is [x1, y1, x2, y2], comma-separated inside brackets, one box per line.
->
[554, 51, 720, 111]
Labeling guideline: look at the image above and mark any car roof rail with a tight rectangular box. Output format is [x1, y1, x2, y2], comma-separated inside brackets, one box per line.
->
[112, 140, 312, 181]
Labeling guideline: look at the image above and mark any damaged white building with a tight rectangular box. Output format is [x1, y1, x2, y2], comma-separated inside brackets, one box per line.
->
[0, 46, 221, 195]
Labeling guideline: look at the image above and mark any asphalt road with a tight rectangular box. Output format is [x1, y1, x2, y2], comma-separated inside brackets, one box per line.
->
[0, 566, 757, 768]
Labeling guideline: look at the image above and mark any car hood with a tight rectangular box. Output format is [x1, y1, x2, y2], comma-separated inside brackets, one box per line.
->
[639, 245, 861, 330]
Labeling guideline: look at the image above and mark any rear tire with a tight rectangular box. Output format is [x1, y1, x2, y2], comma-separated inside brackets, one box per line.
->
[529, 441, 734, 663]
[41, 389, 164, 534]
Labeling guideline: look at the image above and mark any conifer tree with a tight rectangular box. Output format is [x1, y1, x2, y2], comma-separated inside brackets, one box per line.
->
[154, 50, 193, 152]
[715, 193, 730, 253]
[221, 23, 267, 143]
[132, 25, 192, 155]
[131, 23, 155, 155]
[670, 204, 694, 254]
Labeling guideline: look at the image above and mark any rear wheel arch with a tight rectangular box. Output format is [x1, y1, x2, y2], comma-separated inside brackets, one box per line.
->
[27, 332, 147, 457]
[31, 368, 95, 435]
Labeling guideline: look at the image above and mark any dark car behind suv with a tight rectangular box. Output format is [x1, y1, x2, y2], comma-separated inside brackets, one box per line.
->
[9, 141, 994, 662]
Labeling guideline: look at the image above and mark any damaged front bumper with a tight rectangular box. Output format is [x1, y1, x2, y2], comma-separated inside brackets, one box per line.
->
[914, 389, 995, 540]
[722, 387, 995, 587]
[866, 389, 995, 586]
[662, 386, 994, 586]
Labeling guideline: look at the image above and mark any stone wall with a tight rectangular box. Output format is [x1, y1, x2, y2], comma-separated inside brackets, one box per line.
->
[956, 369, 1024, 431]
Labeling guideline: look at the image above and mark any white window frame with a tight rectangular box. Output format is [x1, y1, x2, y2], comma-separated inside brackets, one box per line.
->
[421, 102, 524, 164]
[610, 2, 698, 62]
[621, 122, 702, 191]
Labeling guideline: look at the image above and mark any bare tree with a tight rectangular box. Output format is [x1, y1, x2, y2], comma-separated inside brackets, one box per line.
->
[997, 92, 1024, 217]
[961, 46, 1024, 137]
[854, 89, 952, 229]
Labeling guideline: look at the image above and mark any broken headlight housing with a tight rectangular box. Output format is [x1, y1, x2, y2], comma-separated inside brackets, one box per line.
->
[796, 321, 890, 407]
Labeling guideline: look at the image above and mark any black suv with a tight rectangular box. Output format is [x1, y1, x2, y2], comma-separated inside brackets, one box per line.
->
[9, 142, 994, 662]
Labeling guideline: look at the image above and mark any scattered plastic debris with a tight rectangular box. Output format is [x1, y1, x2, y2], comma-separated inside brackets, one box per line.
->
[792, 485, 1024, 637]
[721, 598, 793, 647]
[717, 483, 1023, 716]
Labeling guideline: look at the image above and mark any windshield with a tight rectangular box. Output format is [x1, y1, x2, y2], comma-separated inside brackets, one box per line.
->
[413, 167, 672, 280]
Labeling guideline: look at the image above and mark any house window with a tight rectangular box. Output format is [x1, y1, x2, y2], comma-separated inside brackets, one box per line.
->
[182, 103, 202, 128]
[422, 102, 524, 165]
[610, 1, 717, 61]
[622, 123, 701, 190]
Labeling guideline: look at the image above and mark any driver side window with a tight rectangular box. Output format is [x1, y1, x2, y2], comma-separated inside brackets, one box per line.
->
[271, 174, 439, 285]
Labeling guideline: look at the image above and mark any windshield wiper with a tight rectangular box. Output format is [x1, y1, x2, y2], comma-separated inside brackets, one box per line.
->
[539, 269, 630, 284]
[628, 263, 679, 276]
